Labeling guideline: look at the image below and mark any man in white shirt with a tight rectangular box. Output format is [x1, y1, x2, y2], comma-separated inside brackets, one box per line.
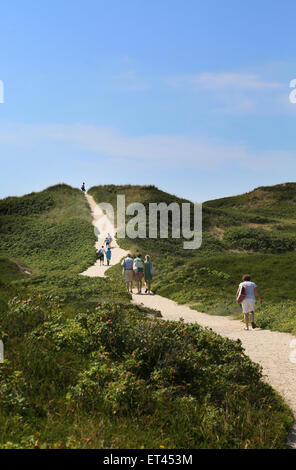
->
[236, 274, 262, 330]
[96, 246, 105, 266]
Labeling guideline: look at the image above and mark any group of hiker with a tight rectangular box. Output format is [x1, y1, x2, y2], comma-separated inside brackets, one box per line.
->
[96, 234, 113, 266]
[96, 241, 261, 328]
[96, 245, 112, 266]
[121, 253, 155, 295]
[96, 244, 155, 295]
[85, 182, 262, 329]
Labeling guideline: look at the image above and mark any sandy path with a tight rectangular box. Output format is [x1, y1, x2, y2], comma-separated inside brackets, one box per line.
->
[80, 195, 127, 277]
[82, 195, 296, 448]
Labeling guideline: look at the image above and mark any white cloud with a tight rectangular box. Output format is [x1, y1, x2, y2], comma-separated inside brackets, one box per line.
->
[0, 122, 294, 171]
[165, 71, 286, 115]
[0, 123, 247, 167]
[166, 72, 283, 91]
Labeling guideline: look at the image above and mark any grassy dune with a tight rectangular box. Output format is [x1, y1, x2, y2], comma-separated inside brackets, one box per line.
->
[89, 183, 296, 333]
[0, 184, 130, 312]
[0, 183, 294, 448]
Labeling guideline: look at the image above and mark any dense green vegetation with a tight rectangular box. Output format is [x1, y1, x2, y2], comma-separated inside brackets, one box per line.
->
[0, 295, 292, 448]
[0, 182, 295, 448]
[255, 303, 296, 335]
[0, 258, 27, 315]
[0, 184, 130, 312]
[224, 227, 296, 253]
[0, 184, 95, 274]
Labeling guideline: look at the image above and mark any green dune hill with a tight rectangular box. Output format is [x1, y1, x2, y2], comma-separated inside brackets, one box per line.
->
[0, 183, 294, 449]
[89, 183, 296, 332]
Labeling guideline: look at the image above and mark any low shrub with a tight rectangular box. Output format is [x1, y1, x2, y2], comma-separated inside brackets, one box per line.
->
[3, 295, 58, 338]
[0, 291, 293, 448]
[224, 227, 296, 253]
[0, 192, 54, 216]
[255, 302, 296, 335]
[0, 361, 30, 415]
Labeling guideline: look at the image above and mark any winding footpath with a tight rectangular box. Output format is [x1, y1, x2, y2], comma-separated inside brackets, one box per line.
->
[80, 195, 127, 277]
[82, 195, 296, 448]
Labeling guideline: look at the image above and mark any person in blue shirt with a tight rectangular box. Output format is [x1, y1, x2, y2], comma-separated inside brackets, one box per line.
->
[121, 253, 134, 293]
[106, 247, 112, 266]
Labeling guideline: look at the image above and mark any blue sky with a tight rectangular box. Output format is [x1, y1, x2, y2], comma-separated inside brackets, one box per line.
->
[0, 0, 296, 202]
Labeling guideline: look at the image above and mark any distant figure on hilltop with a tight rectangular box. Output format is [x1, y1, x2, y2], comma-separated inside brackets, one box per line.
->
[236, 274, 262, 330]
[81, 182, 86, 194]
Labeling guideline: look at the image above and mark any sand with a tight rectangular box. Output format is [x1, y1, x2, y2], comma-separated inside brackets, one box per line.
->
[80, 195, 127, 277]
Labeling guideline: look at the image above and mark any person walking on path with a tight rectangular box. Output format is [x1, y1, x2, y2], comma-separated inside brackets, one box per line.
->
[133, 253, 145, 294]
[144, 255, 155, 295]
[236, 274, 262, 330]
[96, 246, 105, 266]
[105, 247, 112, 266]
[81, 182, 86, 194]
[107, 233, 112, 248]
[121, 253, 134, 293]
[105, 236, 110, 249]
[106, 247, 112, 266]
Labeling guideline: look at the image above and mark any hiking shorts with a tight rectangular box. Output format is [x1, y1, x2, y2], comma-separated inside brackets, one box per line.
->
[242, 299, 255, 314]
[124, 270, 134, 282]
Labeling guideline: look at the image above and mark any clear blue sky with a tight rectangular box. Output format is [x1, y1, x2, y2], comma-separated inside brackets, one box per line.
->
[1, 0, 296, 202]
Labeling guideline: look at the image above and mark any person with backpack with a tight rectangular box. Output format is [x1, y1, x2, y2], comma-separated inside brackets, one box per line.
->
[133, 253, 145, 294]
[236, 274, 262, 330]
[105, 236, 110, 248]
[121, 253, 134, 293]
[96, 246, 105, 266]
[81, 182, 86, 194]
[144, 255, 155, 294]
[106, 247, 112, 266]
